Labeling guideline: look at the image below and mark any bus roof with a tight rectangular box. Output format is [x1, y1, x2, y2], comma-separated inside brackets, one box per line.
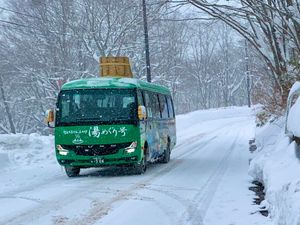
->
[61, 77, 171, 95]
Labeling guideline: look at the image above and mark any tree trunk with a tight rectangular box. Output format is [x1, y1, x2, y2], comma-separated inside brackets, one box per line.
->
[0, 75, 16, 134]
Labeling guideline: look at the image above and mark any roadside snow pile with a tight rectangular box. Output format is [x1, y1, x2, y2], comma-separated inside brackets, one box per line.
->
[286, 81, 300, 137]
[0, 133, 55, 169]
[249, 118, 300, 225]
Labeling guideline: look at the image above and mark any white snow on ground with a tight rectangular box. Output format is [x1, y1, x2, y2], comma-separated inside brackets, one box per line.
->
[0, 133, 55, 168]
[288, 81, 300, 100]
[286, 98, 300, 137]
[0, 107, 273, 225]
[286, 81, 300, 137]
[249, 118, 300, 225]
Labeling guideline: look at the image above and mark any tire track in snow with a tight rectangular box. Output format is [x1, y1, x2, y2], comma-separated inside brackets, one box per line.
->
[62, 134, 220, 225]
[179, 122, 249, 225]
[63, 119, 249, 225]
[2, 117, 251, 225]
[175, 120, 235, 151]
[130, 120, 248, 225]
[181, 138, 239, 225]
[0, 131, 214, 225]
[0, 173, 66, 198]
[1, 132, 217, 225]
[138, 124, 242, 225]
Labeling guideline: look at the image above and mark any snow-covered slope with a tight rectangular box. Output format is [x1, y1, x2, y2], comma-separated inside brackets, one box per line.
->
[0, 134, 54, 167]
[0, 133, 60, 198]
[0, 133, 55, 169]
[250, 118, 300, 225]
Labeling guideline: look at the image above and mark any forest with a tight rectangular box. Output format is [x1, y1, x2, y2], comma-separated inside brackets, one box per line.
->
[0, 0, 299, 134]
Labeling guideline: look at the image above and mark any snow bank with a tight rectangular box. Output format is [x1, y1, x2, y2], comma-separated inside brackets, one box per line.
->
[249, 118, 300, 225]
[287, 96, 300, 137]
[0, 133, 55, 169]
[286, 81, 300, 137]
[288, 81, 300, 100]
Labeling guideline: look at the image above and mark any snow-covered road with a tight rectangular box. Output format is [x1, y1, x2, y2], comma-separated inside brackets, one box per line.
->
[0, 107, 271, 225]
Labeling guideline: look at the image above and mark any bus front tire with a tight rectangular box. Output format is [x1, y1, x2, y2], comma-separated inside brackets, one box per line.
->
[64, 166, 80, 177]
[135, 157, 147, 174]
[161, 143, 171, 163]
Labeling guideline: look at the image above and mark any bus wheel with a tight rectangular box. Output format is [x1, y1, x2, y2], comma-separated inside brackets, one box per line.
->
[161, 143, 171, 163]
[135, 156, 147, 174]
[64, 166, 80, 177]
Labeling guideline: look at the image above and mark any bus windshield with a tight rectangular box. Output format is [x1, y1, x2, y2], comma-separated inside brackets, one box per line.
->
[56, 89, 137, 126]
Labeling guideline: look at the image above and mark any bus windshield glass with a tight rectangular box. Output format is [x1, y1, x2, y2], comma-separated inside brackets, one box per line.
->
[56, 89, 136, 126]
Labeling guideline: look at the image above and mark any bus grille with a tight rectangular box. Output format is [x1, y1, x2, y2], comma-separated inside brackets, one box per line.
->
[61, 142, 131, 156]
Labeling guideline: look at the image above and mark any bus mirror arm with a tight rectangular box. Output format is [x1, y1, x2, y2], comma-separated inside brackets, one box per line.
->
[47, 122, 55, 128]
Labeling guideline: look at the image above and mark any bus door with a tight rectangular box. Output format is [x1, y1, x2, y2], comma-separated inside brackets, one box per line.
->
[143, 91, 160, 159]
[158, 94, 170, 152]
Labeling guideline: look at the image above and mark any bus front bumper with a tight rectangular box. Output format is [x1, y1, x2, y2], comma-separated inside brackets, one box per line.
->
[56, 154, 140, 168]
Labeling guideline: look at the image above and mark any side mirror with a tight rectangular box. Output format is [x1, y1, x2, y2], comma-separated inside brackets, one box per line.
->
[45, 109, 55, 128]
[138, 105, 147, 120]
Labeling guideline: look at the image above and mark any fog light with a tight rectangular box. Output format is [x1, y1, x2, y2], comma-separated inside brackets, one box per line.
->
[125, 141, 137, 153]
[57, 145, 69, 156]
[125, 148, 135, 153]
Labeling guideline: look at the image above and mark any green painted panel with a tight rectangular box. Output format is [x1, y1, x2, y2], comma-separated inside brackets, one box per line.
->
[55, 124, 139, 145]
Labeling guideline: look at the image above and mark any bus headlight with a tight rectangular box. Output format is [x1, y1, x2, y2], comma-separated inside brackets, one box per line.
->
[57, 145, 69, 156]
[125, 141, 137, 154]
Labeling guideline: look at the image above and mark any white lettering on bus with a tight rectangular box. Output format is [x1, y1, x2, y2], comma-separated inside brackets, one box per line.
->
[63, 126, 128, 138]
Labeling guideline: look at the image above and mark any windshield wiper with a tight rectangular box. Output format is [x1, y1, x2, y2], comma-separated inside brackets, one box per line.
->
[76, 118, 100, 121]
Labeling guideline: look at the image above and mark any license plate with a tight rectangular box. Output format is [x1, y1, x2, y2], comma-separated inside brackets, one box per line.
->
[92, 157, 104, 164]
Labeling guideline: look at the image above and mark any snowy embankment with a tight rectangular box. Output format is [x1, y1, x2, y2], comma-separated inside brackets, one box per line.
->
[249, 118, 300, 225]
[0, 134, 59, 196]
[0, 133, 55, 169]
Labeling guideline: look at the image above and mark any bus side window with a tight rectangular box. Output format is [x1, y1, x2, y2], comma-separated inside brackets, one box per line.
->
[159, 94, 168, 119]
[167, 96, 175, 118]
[61, 94, 71, 118]
[144, 91, 152, 118]
[151, 93, 161, 119]
[137, 90, 144, 106]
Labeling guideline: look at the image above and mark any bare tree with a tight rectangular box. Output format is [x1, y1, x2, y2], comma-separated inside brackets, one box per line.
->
[187, 0, 300, 109]
[0, 0, 256, 133]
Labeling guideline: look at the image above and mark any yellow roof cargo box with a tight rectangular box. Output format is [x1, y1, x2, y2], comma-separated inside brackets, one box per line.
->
[100, 56, 133, 78]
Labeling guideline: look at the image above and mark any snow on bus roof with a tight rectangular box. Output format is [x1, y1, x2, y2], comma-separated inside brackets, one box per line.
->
[61, 77, 170, 94]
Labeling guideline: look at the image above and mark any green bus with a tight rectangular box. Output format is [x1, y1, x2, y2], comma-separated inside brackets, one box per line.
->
[46, 77, 176, 177]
